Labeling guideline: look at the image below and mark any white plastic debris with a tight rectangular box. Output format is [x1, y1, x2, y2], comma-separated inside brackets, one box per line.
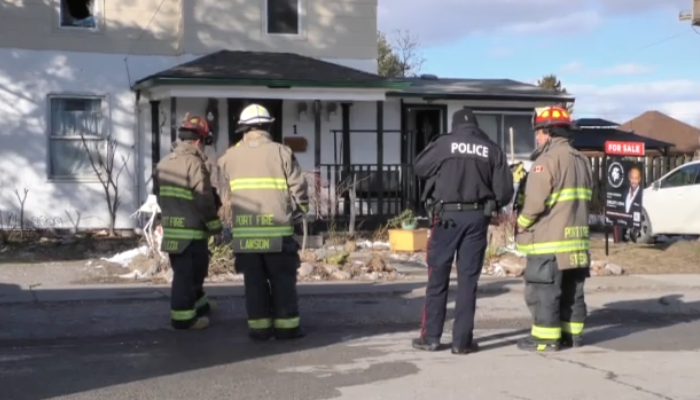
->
[130, 194, 161, 251]
[356, 240, 390, 250]
[100, 246, 149, 267]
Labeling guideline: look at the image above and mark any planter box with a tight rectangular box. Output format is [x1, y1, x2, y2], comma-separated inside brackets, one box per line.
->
[389, 228, 429, 252]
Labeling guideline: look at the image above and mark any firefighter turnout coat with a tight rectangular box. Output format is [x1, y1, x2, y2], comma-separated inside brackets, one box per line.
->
[217, 130, 309, 253]
[156, 142, 223, 253]
[515, 137, 593, 269]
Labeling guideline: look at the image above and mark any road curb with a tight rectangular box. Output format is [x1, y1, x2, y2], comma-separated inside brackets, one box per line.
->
[4, 274, 700, 304]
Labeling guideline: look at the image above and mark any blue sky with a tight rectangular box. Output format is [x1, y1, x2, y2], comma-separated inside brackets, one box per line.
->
[379, 0, 700, 127]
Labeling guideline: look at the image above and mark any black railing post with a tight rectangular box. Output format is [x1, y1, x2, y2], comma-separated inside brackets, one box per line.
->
[341, 103, 351, 216]
[376, 101, 384, 217]
[170, 97, 177, 143]
[150, 100, 161, 195]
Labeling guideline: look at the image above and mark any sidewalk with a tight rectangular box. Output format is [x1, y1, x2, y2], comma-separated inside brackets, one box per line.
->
[4, 274, 700, 304]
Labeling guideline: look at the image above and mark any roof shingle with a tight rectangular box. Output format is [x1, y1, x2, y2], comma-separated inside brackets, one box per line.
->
[619, 111, 700, 154]
[134, 50, 389, 86]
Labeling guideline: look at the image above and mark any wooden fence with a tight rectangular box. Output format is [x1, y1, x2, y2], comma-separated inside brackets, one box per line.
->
[588, 154, 695, 213]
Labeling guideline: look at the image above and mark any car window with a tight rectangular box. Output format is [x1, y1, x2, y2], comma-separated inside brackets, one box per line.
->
[660, 164, 700, 189]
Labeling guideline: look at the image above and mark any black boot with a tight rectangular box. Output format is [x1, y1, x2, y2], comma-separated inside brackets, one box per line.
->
[560, 333, 583, 348]
[451, 341, 479, 355]
[249, 328, 273, 341]
[517, 336, 560, 352]
[275, 327, 306, 341]
[411, 337, 441, 352]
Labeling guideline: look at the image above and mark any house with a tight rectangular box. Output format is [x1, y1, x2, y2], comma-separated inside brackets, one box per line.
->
[0, 0, 572, 232]
[619, 111, 700, 155]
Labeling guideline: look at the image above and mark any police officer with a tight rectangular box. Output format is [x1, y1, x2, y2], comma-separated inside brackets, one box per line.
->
[156, 115, 223, 330]
[218, 104, 309, 341]
[515, 106, 593, 352]
[412, 108, 514, 354]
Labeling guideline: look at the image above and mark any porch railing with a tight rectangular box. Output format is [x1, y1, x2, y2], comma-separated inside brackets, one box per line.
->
[306, 164, 422, 220]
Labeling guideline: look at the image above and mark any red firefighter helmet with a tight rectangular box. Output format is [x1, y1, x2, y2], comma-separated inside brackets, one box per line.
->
[179, 115, 210, 137]
[533, 106, 572, 130]
[179, 114, 214, 145]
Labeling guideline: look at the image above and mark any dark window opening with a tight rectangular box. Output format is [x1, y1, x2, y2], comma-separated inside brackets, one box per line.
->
[266, 0, 300, 35]
[60, 0, 96, 29]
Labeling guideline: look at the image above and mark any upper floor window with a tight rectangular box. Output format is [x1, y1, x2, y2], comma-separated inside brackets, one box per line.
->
[60, 0, 97, 29]
[48, 96, 106, 180]
[266, 0, 300, 35]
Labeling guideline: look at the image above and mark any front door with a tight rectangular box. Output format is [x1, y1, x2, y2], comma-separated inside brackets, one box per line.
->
[227, 99, 283, 147]
[401, 104, 447, 212]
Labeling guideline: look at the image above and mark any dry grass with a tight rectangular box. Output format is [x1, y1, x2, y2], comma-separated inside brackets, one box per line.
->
[590, 239, 700, 274]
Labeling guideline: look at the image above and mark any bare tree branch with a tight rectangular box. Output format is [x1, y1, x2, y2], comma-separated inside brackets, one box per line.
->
[80, 133, 131, 236]
[390, 29, 426, 78]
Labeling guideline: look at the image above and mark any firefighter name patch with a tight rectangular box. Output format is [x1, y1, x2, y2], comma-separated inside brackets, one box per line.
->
[533, 165, 544, 173]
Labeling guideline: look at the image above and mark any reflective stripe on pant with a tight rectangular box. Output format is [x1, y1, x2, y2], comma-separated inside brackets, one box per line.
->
[524, 255, 588, 341]
[237, 236, 301, 332]
[421, 210, 489, 348]
[169, 239, 210, 329]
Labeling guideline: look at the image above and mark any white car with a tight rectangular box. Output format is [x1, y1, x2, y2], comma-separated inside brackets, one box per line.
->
[636, 159, 700, 243]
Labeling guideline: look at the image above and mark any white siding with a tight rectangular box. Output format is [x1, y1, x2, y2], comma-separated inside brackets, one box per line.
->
[0, 48, 196, 230]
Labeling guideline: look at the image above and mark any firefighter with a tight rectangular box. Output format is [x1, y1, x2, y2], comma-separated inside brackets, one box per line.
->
[412, 108, 514, 354]
[155, 115, 223, 330]
[218, 104, 309, 341]
[515, 105, 593, 352]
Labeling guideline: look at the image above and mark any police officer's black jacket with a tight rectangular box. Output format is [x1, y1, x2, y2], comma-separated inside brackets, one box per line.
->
[413, 124, 514, 207]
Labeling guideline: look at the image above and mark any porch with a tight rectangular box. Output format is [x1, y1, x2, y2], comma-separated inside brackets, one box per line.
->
[132, 51, 574, 232]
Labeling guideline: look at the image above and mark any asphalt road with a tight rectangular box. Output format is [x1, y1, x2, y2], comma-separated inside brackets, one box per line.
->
[3, 319, 700, 400]
[3, 289, 700, 400]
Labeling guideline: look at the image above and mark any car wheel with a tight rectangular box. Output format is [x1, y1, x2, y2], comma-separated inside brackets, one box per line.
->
[630, 209, 654, 244]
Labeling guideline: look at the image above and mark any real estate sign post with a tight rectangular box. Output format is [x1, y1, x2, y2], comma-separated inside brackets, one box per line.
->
[603, 141, 646, 255]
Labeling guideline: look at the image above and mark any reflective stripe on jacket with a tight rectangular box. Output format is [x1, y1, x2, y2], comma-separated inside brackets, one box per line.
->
[217, 130, 309, 244]
[156, 141, 223, 254]
[515, 137, 593, 269]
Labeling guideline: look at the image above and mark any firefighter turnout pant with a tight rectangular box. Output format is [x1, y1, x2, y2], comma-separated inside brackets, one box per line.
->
[235, 236, 302, 339]
[422, 210, 490, 349]
[169, 239, 212, 329]
[524, 255, 588, 344]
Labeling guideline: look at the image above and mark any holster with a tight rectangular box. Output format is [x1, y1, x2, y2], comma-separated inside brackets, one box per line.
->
[425, 198, 435, 223]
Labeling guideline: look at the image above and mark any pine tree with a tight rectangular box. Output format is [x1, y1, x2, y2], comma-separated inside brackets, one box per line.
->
[537, 74, 574, 114]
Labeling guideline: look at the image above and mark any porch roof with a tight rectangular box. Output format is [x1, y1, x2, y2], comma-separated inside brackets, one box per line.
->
[388, 77, 575, 102]
[132, 50, 408, 90]
[572, 118, 673, 152]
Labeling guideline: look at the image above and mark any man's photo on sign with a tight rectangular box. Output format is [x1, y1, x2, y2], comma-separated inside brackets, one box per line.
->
[624, 166, 643, 214]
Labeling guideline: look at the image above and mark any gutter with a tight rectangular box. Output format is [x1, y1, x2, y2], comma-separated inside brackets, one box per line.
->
[132, 77, 412, 91]
[386, 92, 576, 103]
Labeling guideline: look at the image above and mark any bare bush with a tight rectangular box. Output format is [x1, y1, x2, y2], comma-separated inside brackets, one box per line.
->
[80, 134, 132, 236]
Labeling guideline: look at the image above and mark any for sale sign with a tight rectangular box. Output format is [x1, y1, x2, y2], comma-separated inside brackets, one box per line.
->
[604, 141, 645, 228]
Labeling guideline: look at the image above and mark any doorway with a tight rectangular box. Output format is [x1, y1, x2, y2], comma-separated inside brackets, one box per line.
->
[400, 103, 447, 212]
[227, 99, 283, 147]
[401, 104, 447, 164]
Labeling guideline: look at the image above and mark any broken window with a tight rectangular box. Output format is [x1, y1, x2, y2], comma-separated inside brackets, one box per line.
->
[266, 0, 300, 35]
[60, 0, 97, 29]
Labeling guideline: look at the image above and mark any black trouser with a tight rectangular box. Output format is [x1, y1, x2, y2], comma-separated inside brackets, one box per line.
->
[524, 255, 588, 342]
[168, 239, 211, 329]
[421, 210, 489, 348]
[235, 236, 301, 337]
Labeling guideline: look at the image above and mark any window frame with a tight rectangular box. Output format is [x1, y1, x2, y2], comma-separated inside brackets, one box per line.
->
[56, 0, 103, 32]
[46, 94, 109, 182]
[474, 111, 536, 156]
[659, 163, 700, 189]
[263, 0, 305, 37]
